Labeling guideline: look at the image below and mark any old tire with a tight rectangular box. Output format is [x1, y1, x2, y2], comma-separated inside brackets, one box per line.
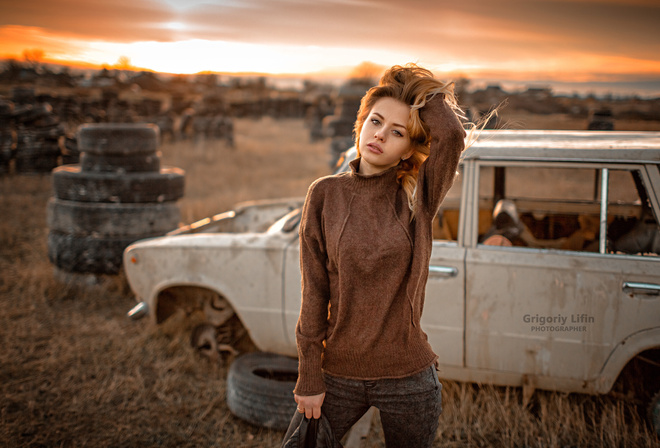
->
[52, 165, 185, 203]
[47, 231, 156, 275]
[226, 352, 298, 430]
[47, 198, 180, 236]
[77, 123, 159, 155]
[80, 151, 161, 173]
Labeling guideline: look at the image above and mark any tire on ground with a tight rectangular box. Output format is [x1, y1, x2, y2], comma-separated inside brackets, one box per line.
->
[80, 151, 161, 173]
[226, 352, 298, 431]
[47, 198, 180, 236]
[47, 231, 157, 275]
[52, 165, 185, 203]
[77, 123, 160, 155]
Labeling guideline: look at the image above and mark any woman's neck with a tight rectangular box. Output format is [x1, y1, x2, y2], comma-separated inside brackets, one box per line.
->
[358, 158, 399, 176]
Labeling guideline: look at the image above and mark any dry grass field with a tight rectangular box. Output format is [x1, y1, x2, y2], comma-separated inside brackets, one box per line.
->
[2, 115, 660, 447]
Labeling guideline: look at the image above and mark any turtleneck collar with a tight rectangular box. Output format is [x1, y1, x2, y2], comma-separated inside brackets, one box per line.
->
[344, 157, 401, 193]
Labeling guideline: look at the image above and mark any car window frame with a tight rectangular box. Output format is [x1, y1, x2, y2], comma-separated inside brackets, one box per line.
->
[467, 160, 660, 256]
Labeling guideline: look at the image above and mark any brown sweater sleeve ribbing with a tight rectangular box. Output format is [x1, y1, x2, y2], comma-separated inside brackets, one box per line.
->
[294, 180, 331, 395]
[417, 95, 467, 217]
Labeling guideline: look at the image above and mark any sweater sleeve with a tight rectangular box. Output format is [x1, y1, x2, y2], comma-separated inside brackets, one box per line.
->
[293, 180, 330, 396]
[416, 94, 467, 217]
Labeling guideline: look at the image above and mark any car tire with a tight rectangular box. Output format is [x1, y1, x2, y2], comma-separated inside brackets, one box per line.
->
[52, 165, 185, 203]
[47, 231, 157, 275]
[47, 198, 180, 236]
[77, 123, 159, 155]
[80, 151, 161, 173]
[226, 352, 298, 431]
[649, 389, 660, 437]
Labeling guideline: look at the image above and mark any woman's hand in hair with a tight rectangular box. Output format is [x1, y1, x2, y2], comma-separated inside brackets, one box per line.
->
[294, 392, 325, 420]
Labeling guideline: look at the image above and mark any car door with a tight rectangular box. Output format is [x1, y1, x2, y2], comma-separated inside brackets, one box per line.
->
[423, 167, 467, 368]
[463, 161, 660, 389]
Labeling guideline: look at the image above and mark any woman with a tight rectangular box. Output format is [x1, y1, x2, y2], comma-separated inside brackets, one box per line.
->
[291, 63, 468, 447]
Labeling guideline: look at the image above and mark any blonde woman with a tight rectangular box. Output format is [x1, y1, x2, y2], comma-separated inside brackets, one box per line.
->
[290, 64, 467, 447]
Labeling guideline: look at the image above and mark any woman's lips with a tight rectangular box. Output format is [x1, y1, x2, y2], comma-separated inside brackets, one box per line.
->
[367, 142, 382, 154]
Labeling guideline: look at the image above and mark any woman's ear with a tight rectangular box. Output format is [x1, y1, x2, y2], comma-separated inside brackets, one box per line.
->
[402, 148, 414, 161]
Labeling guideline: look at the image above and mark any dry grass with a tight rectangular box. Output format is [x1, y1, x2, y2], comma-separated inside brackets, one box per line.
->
[162, 117, 330, 224]
[1, 116, 659, 447]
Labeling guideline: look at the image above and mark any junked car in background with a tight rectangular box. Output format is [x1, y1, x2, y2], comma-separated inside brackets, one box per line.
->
[124, 130, 660, 433]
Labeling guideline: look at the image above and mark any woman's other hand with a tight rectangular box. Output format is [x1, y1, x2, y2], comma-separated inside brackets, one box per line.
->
[294, 392, 325, 419]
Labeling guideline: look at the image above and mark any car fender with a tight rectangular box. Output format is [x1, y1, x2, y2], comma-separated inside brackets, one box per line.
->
[124, 233, 293, 353]
[595, 326, 660, 394]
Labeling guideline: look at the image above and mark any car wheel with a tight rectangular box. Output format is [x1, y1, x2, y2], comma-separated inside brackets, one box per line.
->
[649, 390, 660, 437]
[226, 352, 298, 431]
[191, 323, 239, 362]
[191, 324, 221, 361]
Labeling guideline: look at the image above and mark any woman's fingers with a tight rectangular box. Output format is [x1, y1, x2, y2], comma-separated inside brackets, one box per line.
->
[295, 392, 325, 420]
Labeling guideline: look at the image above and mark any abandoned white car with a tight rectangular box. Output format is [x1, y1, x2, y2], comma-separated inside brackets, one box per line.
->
[124, 130, 660, 433]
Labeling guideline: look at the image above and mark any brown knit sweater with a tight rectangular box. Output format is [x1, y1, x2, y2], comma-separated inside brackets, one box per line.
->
[294, 97, 466, 396]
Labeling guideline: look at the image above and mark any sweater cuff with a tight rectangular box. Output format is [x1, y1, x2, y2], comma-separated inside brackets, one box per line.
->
[293, 350, 326, 395]
[293, 369, 326, 396]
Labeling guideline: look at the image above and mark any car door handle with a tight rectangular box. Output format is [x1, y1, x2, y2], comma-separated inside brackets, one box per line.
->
[622, 282, 660, 296]
[429, 266, 458, 277]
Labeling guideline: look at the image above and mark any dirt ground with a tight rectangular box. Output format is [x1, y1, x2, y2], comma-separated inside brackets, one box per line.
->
[1, 116, 659, 447]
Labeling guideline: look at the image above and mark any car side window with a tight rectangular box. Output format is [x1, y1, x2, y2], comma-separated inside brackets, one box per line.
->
[477, 165, 597, 250]
[475, 164, 660, 256]
[608, 169, 660, 256]
[433, 166, 463, 241]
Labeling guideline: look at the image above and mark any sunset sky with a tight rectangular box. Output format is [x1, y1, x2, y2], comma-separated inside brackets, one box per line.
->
[1, 0, 659, 94]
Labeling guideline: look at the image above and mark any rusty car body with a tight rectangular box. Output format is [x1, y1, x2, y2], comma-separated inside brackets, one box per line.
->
[124, 130, 660, 427]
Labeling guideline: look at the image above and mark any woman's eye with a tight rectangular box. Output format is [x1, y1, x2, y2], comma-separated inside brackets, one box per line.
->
[371, 118, 380, 125]
[393, 130, 403, 137]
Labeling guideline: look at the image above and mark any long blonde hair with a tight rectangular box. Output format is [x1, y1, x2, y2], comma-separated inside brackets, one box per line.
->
[354, 63, 469, 216]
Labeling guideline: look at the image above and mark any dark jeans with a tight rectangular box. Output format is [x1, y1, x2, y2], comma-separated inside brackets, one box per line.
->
[322, 366, 442, 448]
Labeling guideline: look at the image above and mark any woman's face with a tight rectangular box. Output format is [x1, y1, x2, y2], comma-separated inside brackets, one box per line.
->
[358, 97, 413, 176]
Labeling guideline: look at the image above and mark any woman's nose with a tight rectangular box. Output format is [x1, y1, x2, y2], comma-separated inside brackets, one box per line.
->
[374, 129, 385, 140]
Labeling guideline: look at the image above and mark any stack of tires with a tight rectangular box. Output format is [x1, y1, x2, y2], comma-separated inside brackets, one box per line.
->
[14, 102, 66, 174]
[10, 86, 68, 174]
[48, 123, 184, 276]
[322, 81, 370, 167]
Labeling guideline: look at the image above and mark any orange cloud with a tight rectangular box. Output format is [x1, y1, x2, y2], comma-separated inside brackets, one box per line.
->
[0, 0, 658, 88]
[0, 0, 176, 42]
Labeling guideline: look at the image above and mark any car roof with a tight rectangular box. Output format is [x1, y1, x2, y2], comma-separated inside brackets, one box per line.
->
[335, 130, 660, 174]
[465, 130, 660, 163]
